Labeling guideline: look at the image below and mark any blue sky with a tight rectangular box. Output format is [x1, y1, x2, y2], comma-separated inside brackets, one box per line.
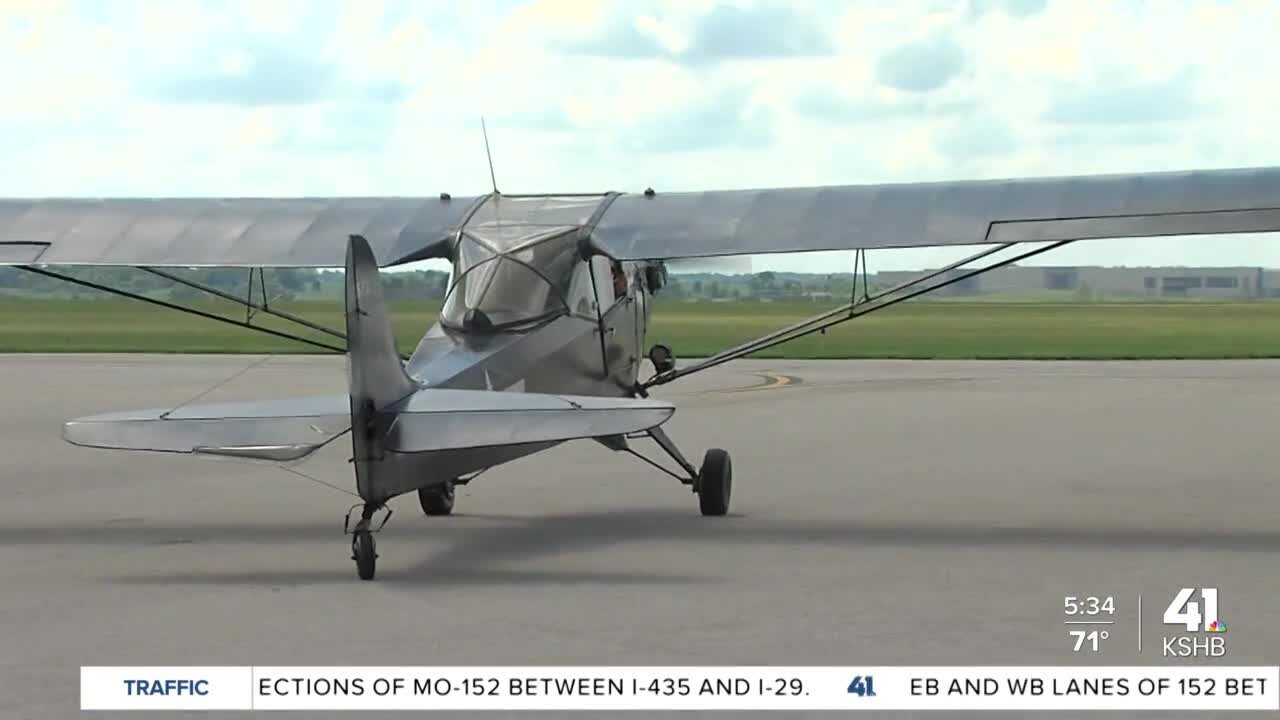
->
[4, 0, 1280, 272]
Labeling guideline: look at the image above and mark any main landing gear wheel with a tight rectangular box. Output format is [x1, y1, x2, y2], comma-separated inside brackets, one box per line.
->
[696, 448, 732, 516]
[418, 480, 456, 516]
[352, 530, 377, 581]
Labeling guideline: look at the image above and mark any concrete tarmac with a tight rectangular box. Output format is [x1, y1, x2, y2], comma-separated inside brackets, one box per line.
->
[1, 354, 1278, 719]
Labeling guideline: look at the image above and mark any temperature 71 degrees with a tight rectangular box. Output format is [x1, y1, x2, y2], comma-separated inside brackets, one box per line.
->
[1070, 629, 1109, 652]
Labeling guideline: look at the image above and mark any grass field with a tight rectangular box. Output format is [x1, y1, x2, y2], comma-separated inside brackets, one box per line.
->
[1, 298, 1278, 359]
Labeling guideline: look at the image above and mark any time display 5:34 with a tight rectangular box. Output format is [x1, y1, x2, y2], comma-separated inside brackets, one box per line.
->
[1064, 596, 1115, 616]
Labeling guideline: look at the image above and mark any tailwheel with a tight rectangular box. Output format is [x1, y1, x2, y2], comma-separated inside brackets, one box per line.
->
[418, 480, 456, 516]
[696, 448, 732, 516]
[352, 530, 377, 581]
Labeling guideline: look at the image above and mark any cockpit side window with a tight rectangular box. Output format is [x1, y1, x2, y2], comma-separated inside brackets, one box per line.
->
[567, 258, 598, 317]
[610, 261, 628, 300]
[576, 255, 612, 312]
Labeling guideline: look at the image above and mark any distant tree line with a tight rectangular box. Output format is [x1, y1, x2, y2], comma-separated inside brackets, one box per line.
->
[658, 271, 867, 302]
[0, 267, 452, 303]
[0, 266, 867, 304]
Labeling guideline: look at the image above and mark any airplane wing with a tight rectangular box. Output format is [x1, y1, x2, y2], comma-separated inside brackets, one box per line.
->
[0, 196, 481, 268]
[9, 165, 1280, 270]
[589, 165, 1280, 260]
[62, 389, 675, 461]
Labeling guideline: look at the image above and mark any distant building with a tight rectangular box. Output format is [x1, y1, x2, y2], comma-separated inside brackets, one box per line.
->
[875, 266, 1280, 298]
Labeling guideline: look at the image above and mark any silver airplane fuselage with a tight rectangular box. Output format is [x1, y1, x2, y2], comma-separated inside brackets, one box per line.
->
[356, 255, 661, 501]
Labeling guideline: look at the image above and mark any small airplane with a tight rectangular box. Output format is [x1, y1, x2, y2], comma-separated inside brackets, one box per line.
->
[3, 162, 1280, 579]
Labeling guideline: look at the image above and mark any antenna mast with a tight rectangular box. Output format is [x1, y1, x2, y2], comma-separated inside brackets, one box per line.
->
[481, 117, 499, 195]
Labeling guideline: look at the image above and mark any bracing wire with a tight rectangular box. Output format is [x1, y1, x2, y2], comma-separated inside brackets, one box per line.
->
[274, 464, 361, 498]
[159, 354, 278, 419]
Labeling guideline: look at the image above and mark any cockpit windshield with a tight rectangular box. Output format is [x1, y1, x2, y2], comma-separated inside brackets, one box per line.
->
[440, 231, 579, 330]
[440, 195, 605, 331]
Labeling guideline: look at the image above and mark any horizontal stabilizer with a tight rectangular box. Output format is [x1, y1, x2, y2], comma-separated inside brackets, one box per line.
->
[63, 389, 675, 459]
[63, 395, 353, 461]
[384, 389, 675, 453]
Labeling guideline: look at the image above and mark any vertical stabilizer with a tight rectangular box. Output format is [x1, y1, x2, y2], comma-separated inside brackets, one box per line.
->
[346, 234, 417, 501]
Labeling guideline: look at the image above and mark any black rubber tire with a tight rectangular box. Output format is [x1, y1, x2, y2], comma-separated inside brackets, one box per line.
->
[418, 480, 456, 516]
[353, 531, 376, 581]
[697, 448, 732, 516]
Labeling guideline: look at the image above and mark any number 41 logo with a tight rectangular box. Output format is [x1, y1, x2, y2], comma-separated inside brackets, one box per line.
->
[847, 676, 876, 697]
[1163, 587, 1226, 632]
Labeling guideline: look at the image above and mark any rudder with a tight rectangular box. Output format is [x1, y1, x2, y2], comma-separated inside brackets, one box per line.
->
[345, 233, 418, 501]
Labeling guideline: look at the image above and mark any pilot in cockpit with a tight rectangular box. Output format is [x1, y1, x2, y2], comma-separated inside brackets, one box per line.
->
[611, 261, 627, 298]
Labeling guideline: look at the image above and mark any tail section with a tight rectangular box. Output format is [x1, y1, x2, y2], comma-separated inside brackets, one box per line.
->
[62, 234, 416, 469]
[61, 236, 679, 510]
[345, 234, 418, 502]
[345, 234, 416, 410]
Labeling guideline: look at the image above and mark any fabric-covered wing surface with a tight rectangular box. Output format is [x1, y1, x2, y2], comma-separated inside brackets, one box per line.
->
[0, 196, 480, 268]
[590, 166, 1280, 260]
[12, 164, 1280, 268]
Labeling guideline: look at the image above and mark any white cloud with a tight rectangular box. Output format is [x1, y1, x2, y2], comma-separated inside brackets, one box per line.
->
[4, 0, 1280, 270]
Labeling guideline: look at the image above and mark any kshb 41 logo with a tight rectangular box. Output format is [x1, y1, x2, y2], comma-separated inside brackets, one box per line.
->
[1162, 587, 1227, 658]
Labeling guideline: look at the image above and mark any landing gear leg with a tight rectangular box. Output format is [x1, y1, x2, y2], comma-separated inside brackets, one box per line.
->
[346, 502, 391, 581]
[641, 427, 733, 517]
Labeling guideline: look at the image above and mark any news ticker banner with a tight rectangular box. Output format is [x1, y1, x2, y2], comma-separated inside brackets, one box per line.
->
[82, 666, 1278, 711]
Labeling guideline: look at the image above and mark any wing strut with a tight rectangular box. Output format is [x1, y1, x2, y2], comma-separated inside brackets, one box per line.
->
[15, 264, 357, 355]
[640, 239, 1074, 390]
[138, 266, 348, 342]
